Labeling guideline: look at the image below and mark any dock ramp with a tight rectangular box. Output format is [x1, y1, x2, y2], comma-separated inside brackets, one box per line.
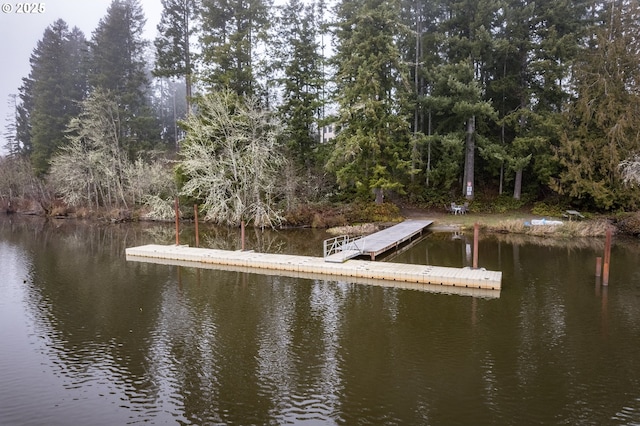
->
[323, 220, 433, 262]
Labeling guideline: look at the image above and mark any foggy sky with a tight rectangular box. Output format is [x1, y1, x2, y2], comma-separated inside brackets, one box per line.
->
[0, 0, 162, 155]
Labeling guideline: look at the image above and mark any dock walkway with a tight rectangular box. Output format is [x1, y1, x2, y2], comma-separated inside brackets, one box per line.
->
[356, 219, 433, 260]
[324, 220, 433, 262]
[126, 244, 501, 295]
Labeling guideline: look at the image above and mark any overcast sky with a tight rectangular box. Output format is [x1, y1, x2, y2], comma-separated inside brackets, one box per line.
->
[0, 0, 162, 155]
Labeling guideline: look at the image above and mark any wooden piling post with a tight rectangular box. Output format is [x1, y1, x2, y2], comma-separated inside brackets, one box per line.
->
[603, 228, 612, 286]
[174, 198, 180, 245]
[241, 220, 245, 251]
[473, 222, 479, 269]
[194, 204, 199, 247]
[595, 257, 602, 277]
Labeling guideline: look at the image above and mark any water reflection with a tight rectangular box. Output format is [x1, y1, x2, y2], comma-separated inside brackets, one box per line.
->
[2, 216, 640, 425]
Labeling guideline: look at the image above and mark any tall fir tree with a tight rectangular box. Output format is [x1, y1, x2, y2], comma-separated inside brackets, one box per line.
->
[483, 0, 532, 196]
[89, 0, 158, 157]
[199, 0, 271, 96]
[275, 0, 325, 168]
[530, 0, 587, 113]
[424, 0, 500, 199]
[435, 0, 499, 199]
[154, 0, 200, 111]
[18, 20, 88, 175]
[328, 0, 412, 203]
[480, 0, 587, 200]
[398, 0, 450, 190]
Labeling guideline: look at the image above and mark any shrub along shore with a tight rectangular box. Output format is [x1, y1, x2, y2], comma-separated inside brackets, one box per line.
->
[3, 197, 639, 238]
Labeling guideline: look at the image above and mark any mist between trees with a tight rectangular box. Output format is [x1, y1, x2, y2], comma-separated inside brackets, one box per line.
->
[2, 0, 640, 226]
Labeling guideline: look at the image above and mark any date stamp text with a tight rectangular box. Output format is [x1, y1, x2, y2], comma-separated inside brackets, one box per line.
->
[2, 3, 46, 13]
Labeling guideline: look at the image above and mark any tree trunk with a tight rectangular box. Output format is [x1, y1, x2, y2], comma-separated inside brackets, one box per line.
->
[426, 109, 432, 187]
[184, 4, 192, 113]
[463, 115, 475, 200]
[499, 118, 505, 195]
[374, 187, 384, 204]
[411, 15, 421, 184]
[513, 168, 522, 200]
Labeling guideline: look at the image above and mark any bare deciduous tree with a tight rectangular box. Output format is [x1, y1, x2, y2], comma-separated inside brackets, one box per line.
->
[178, 91, 285, 228]
[50, 90, 127, 208]
[620, 155, 640, 187]
[0, 155, 48, 204]
[49, 90, 174, 212]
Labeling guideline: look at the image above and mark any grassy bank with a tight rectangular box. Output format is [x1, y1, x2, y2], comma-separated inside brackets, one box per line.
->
[402, 208, 622, 238]
[480, 218, 613, 237]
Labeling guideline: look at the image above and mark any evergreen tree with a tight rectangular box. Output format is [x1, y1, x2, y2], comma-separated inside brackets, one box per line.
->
[89, 0, 158, 157]
[553, 0, 640, 209]
[154, 0, 200, 110]
[483, 0, 533, 196]
[275, 0, 325, 167]
[424, 60, 496, 196]
[436, 0, 499, 199]
[18, 20, 88, 175]
[398, 0, 451, 191]
[483, 0, 585, 200]
[328, 0, 413, 203]
[199, 0, 271, 96]
[529, 0, 586, 113]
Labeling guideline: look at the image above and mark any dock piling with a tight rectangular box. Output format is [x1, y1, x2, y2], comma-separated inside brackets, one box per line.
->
[473, 223, 479, 269]
[241, 220, 246, 251]
[194, 204, 199, 247]
[603, 229, 612, 286]
[174, 198, 180, 245]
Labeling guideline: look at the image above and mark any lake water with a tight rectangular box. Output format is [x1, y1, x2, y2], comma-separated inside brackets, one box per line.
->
[1, 215, 640, 425]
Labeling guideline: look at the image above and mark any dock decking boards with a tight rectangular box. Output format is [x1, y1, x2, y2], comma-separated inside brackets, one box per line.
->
[356, 220, 433, 260]
[125, 244, 502, 296]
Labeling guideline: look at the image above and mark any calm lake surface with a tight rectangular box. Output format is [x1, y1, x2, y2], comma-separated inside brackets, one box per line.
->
[1, 215, 640, 425]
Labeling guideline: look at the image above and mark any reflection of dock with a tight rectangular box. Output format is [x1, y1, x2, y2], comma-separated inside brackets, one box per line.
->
[125, 244, 502, 295]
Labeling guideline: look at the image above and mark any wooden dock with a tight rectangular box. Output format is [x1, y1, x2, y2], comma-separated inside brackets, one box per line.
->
[357, 219, 433, 260]
[125, 244, 502, 296]
[324, 219, 433, 262]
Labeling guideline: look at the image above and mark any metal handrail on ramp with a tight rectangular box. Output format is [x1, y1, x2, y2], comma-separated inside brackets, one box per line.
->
[323, 235, 365, 263]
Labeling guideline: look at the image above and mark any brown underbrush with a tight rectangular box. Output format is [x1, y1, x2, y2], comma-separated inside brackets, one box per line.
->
[613, 212, 640, 236]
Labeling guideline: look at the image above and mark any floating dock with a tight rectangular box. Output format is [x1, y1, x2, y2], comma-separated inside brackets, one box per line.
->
[125, 244, 502, 296]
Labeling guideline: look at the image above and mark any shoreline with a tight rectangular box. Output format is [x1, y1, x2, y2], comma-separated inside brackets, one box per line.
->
[2, 204, 637, 239]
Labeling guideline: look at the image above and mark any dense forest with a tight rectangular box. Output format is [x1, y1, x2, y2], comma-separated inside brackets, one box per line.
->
[1, 0, 640, 226]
